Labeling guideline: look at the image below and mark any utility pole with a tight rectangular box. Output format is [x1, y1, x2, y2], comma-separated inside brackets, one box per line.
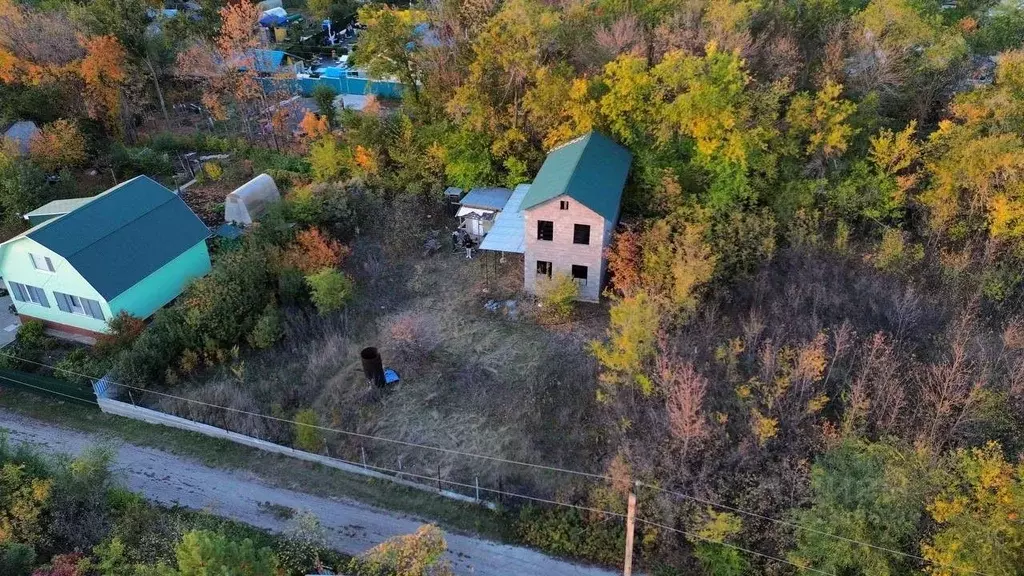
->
[624, 490, 636, 576]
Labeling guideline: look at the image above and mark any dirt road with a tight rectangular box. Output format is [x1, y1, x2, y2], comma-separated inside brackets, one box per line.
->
[0, 410, 615, 576]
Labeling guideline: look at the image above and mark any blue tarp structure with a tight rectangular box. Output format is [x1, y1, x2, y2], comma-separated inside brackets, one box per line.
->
[214, 223, 244, 240]
[253, 49, 287, 73]
[259, 12, 287, 26]
[384, 368, 400, 384]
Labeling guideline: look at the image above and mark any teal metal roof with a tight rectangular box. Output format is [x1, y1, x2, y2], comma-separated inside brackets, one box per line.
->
[520, 131, 632, 221]
[25, 176, 211, 300]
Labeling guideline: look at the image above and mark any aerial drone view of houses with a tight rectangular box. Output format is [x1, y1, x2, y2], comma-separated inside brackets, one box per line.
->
[3, 0, 1024, 574]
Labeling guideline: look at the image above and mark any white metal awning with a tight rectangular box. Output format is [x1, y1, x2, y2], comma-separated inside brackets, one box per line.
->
[479, 183, 529, 254]
[456, 206, 493, 218]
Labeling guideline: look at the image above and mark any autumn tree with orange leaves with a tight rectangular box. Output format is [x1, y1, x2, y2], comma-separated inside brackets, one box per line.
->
[175, 0, 280, 145]
[282, 228, 350, 274]
[80, 35, 128, 136]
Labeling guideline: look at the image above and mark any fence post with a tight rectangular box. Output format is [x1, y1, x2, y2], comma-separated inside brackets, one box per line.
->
[475, 476, 480, 503]
[437, 465, 442, 493]
[361, 447, 367, 469]
[624, 491, 637, 576]
[127, 389, 135, 406]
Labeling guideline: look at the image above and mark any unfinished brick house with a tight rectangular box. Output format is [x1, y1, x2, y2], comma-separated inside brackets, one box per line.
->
[520, 131, 632, 302]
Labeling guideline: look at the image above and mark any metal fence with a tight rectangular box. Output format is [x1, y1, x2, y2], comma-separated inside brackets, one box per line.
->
[0, 367, 97, 406]
[92, 375, 495, 509]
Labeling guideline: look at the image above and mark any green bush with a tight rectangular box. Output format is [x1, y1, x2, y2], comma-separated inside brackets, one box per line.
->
[247, 305, 284, 349]
[516, 506, 625, 565]
[110, 144, 173, 180]
[0, 543, 35, 576]
[113, 307, 195, 386]
[306, 269, 353, 315]
[312, 84, 339, 126]
[293, 409, 324, 453]
[184, 243, 275, 346]
[0, 320, 55, 371]
[539, 274, 579, 322]
[16, 320, 53, 352]
[277, 267, 309, 305]
[53, 348, 109, 386]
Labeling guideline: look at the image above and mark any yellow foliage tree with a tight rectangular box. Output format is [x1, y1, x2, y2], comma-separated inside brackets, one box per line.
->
[29, 119, 86, 172]
[921, 442, 1024, 575]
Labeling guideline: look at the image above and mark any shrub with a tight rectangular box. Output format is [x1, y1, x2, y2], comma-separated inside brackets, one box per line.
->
[183, 244, 275, 346]
[308, 136, 350, 182]
[203, 161, 224, 181]
[277, 267, 309, 305]
[312, 84, 338, 126]
[95, 312, 146, 358]
[29, 119, 87, 173]
[247, 305, 284, 349]
[113, 307, 195, 386]
[53, 348, 108, 386]
[539, 274, 579, 322]
[45, 448, 116, 554]
[349, 525, 453, 576]
[17, 319, 52, 351]
[873, 228, 923, 273]
[306, 269, 353, 315]
[0, 320, 55, 371]
[0, 543, 35, 576]
[516, 506, 624, 566]
[109, 145, 172, 180]
[276, 511, 327, 575]
[293, 409, 324, 453]
[282, 228, 350, 274]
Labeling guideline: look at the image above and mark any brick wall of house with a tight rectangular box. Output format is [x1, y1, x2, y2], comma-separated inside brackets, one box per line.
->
[523, 194, 611, 303]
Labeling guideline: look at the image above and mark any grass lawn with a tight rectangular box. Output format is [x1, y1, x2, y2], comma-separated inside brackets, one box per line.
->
[0, 387, 516, 543]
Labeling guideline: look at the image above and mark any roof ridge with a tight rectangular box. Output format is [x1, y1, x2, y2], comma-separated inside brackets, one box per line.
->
[63, 194, 177, 259]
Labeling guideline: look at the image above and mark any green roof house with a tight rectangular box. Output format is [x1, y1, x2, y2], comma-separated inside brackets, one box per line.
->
[0, 176, 212, 337]
[521, 131, 632, 302]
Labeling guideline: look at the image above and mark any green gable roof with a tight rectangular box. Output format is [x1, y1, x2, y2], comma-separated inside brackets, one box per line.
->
[520, 131, 632, 221]
[26, 176, 211, 301]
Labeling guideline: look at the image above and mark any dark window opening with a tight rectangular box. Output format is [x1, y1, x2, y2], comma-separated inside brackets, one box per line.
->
[573, 224, 591, 245]
[537, 220, 554, 241]
[537, 260, 552, 279]
[572, 265, 588, 285]
[560, 200, 569, 210]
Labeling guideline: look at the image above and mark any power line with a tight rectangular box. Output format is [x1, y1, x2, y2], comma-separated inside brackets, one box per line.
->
[0, 366, 832, 575]
[638, 483, 993, 575]
[0, 351, 993, 576]
[0, 374, 97, 408]
[634, 517, 837, 576]
[0, 352, 609, 480]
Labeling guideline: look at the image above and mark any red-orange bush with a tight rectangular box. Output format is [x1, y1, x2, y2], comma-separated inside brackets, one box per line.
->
[283, 228, 350, 274]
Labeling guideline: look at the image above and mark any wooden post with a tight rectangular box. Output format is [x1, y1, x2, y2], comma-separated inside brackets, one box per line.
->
[360, 447, 367, 468]
[624, 491, 636, 576]
[475, 476, 480, 503]
[437, 465, 442, 492]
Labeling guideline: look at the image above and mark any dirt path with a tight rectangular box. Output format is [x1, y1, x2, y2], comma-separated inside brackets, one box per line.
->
[0, 410, 615, 576]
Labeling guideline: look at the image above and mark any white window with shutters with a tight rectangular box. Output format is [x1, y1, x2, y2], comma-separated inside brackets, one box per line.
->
[29, 253, 55, 273]
[53, 291, 104, 320]
[9, 282, 49, 307]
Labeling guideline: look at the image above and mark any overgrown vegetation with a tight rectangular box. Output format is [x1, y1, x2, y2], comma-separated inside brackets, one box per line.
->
[0, 434, 455, 575]
[7, 0, 1024, 571]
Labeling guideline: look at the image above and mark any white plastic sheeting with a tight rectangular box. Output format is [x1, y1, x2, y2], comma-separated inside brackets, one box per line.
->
[225, 173, 281, 225]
